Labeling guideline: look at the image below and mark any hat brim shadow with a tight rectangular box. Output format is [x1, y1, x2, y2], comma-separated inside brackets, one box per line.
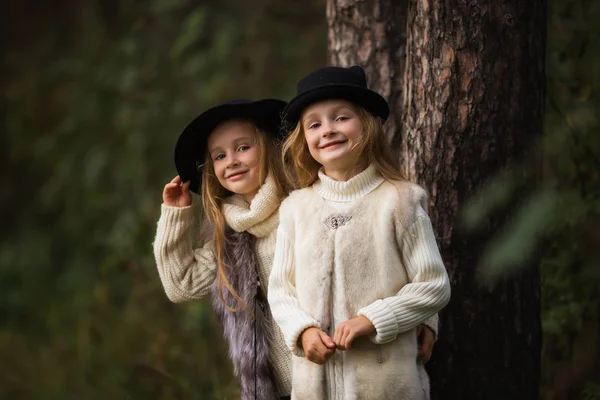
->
[282, 84, 389, 127]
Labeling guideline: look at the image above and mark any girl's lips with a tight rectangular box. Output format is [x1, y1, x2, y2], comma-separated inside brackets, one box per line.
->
[227, 171, 248, 181]
[320, 140, 346, 149]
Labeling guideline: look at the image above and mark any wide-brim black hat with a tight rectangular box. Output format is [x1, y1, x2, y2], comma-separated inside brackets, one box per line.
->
[174, 98, 286, 194]
[282, 65, 389, 126]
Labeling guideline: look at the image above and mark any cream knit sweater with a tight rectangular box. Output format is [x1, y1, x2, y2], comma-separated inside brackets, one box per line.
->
[267, 165, 450, 399]
[312, 167, 439, 337]
[153, 174, 292, 396]
[269, 165, 445, 354]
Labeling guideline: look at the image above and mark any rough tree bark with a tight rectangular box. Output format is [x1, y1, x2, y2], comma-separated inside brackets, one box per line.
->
[327, 0, 407, 142]
[327, 0, 545, 399]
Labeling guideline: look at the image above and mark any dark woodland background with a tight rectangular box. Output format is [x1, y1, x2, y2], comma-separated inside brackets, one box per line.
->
[1, 0, 598, 399]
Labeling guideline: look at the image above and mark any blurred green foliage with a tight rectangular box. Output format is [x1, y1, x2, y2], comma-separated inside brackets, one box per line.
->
[1, 0, 325, 398]
[462, 0, 600, 397]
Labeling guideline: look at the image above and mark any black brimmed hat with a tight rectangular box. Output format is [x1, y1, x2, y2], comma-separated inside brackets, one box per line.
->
[282, 65, 389, 126]
[174, 99, 286, 194]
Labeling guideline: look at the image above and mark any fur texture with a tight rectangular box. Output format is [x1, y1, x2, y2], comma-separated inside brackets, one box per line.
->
[211, 229, 278, 400]
[271, 180, 449, 399]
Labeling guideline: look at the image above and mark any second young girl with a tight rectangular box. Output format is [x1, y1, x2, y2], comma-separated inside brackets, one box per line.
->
[268, 66, 451, 399]
[153, 99, 292, 399]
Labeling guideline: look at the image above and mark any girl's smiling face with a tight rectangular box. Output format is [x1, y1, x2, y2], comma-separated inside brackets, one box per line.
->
[207, 119, 262, 202]
[301, 99, 365, 175]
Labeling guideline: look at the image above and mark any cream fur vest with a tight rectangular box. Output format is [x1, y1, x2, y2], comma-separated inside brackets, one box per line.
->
[274, 179, 449, 400]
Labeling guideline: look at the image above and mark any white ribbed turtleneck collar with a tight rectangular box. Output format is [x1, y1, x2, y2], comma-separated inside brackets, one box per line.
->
[313, 164, 384, 202]
[221, 173, 280, 238]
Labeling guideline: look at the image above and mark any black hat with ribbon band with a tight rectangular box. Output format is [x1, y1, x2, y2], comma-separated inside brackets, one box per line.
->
[174, 98, 286, 194]
[282, 65, 389, 127]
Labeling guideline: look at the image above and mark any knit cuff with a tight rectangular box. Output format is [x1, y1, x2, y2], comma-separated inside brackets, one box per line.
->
[160, 203, 193, 224]
[422, 314, 439, 340]
[357, 299, 399, 344]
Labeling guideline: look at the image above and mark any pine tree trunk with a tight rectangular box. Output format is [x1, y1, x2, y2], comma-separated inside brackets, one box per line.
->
[327, 0, 545, 398]
[402, 2, 544, 397]
[326, 0, 408, 142]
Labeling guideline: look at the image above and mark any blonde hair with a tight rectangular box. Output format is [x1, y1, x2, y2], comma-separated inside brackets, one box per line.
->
[282, 103, 405, 188]
[200, 120, 289, 314]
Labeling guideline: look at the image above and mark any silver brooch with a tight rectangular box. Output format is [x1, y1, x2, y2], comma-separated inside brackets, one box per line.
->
[324, 214, 352, 230]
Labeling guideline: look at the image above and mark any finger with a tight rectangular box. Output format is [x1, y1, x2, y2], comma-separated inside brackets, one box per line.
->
[419, 339, 434, 363]
[333, 326, 340, 345]
[317, 339, 335, 363]
[418, 348, 430, 363]
[337, 329, 348, 350]
[421, 328, 434, 347]
[320, 331, 336, 349]
[417, 325, 424, 350]
[164, 181, 180, 190]
[345, 332, 355, 350]
[417, 332, 432, 361]
[333, 327, 343, 348]
[163, 188, 176, 200]
[170, 175, 182, 184]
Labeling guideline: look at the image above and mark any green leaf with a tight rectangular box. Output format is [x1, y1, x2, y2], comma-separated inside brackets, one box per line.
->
[478, 190, 558, 283]
[460, 170, 520, 231]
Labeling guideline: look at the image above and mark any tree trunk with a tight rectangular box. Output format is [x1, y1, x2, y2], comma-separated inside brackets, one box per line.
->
[326, 0, 408, 142]
[327, 0, 545, 399]
[402, 2, 544, 398]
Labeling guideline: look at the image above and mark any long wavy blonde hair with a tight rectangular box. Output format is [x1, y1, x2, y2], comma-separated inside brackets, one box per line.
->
[200, 119, 288, 313]
[282, 103, 405, 188]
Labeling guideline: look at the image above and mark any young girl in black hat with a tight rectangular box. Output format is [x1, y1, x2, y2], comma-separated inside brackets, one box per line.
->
[267, 66, 451, 399]
[153, 99, 293, 400]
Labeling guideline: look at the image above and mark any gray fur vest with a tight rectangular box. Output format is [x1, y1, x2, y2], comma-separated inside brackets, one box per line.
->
[210, 229, 279, 400]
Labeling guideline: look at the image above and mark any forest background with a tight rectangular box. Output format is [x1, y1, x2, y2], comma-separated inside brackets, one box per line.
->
[1, 0, 598, 399]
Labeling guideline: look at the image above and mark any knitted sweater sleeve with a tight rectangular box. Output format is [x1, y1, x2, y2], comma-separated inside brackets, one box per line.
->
[153, 204, 217, 303]
[358, 205, 451, 344]
[422, 313, 439, 339]
[268, 226, 321, 357]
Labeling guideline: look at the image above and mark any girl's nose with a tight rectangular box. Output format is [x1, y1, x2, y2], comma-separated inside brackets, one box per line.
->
[321, 120, 335, 137]
[228, 156, 240, 168]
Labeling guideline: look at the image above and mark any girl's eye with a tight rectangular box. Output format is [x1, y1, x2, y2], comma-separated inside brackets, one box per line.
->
[336, 116, 348, 122]
[308, 122, 321, 130]
[238, 145, 250, 152]
[214, 154, 225, 161]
